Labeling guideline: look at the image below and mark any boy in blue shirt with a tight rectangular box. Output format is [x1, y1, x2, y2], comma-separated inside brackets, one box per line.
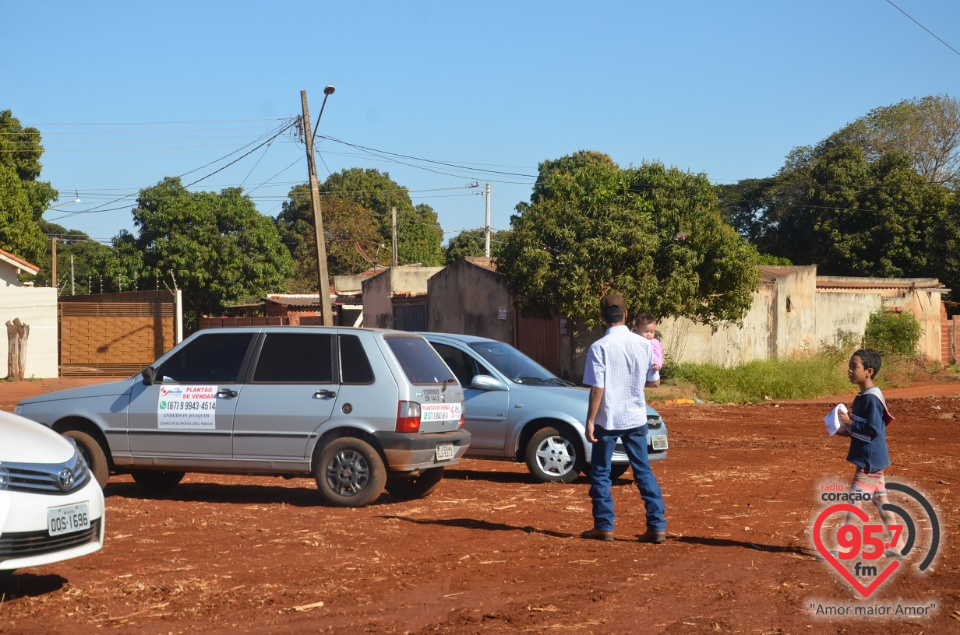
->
[836, 349, 905, 556]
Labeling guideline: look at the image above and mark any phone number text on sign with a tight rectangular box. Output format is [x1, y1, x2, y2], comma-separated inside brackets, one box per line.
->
[158, 385, 218, 429]
[420, 403, 462, 422]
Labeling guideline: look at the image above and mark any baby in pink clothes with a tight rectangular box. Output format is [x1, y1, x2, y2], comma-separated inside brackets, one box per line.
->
[634, 313, 663, 371]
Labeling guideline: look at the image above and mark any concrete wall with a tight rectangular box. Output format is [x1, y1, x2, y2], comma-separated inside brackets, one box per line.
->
[0, 286, 59, 378]
[815, 292, 882, 350]
[361, 266, 443, 329]
[361, 271, 394, 328]
[427, 261, 512, 341]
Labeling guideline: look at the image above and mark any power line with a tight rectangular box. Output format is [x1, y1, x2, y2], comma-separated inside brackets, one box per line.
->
[885, 0, 960, 58]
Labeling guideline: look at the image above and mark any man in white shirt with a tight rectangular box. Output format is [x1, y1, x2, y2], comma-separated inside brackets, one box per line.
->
[581, 293, 667, 543]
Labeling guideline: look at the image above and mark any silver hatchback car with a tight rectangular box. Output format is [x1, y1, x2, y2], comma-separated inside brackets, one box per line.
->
[15, 327, 470, 507]
[422, 333, 668, 483]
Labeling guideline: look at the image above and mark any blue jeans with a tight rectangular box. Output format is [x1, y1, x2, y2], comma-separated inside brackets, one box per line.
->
[589, 425, 666, 533]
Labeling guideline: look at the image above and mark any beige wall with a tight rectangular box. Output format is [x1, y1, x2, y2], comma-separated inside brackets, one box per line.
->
[427, 262, 512, 341]
[1, 286, 59, 378]
[814, 292, 883, 351]
[361, 266, 443, 329]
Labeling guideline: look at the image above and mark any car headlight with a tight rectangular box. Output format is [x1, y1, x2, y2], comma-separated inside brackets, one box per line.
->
[13, 405, 22, 416]
[0, 465, 9, 491]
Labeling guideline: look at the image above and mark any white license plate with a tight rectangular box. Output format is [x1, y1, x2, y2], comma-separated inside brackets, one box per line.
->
[651, 435, 669, 451]
[435, 443, 456, 461]
[48, 502, 91, 536]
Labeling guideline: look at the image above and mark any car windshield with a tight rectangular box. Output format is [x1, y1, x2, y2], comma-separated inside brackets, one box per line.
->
[467, 341, 564, 385]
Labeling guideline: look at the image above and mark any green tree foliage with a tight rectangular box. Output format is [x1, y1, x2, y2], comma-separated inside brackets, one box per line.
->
[319, 169, 443, 266]
[444, 228, 505, 264]
[864, 307, 922, 357]
[276, 183, 381, 292]
[718, 96, 960, 291]
[827, 95, 960, 188]
[276, 169, 445, 288]
[34, 221, 112, 294]
[0, 110, 57, 264]
[497, 151, 761, 329]
[130, 177, 293, 321]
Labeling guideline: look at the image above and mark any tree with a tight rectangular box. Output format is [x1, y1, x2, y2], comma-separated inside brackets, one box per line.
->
[827, 95, 960, 188]
[444, 228, 505, 264]
[276, 184, 382, 292]
[497, 151, 761, 329]
[34, 221, 112, 294]
[319, 169, 444, 266]
[130, 177, 293, 323]
[0, 110, 57, 264]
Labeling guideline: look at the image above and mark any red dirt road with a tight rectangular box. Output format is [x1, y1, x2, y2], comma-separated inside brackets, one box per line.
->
[1, 379, 958, 634]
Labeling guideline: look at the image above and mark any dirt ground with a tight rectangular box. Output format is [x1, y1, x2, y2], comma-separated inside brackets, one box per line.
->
[1, 378, 958, 634]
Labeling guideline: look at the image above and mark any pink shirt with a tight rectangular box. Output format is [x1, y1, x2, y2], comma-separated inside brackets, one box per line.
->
[650, 338, 663, 367]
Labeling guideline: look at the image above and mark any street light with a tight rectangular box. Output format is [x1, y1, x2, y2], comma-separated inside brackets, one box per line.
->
[300, 87, 336, 326]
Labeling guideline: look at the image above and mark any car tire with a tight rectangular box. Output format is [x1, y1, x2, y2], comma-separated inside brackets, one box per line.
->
[130, 470, 186, 489]
[525, 426, 583, 483]
[385, 467, 444, 500]
[315, 437, 387, 507]
[63, 429, 109, 489]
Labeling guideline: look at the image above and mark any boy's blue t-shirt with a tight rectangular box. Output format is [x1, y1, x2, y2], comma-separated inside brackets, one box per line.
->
[845, 387, 892, 472]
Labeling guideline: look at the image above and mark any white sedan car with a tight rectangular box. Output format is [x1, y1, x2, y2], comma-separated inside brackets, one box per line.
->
[0, 410, 105, 573]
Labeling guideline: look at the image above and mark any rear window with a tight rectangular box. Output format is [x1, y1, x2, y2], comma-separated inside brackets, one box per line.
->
[384, 335, 454, 385]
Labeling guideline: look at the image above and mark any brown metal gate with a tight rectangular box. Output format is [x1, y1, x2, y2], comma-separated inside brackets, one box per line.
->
[514, 312, 561, 376]
[59, 291, 178, 376]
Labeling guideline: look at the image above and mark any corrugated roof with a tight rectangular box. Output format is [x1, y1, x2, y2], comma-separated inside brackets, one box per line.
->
[816, 276, 944, 290]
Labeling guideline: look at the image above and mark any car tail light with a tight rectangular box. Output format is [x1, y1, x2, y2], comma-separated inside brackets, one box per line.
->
[396, 401, 421, 433]
[459, 408, 465, 429]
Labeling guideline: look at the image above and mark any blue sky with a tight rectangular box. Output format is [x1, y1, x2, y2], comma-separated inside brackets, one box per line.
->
[3, 1, 959, 246]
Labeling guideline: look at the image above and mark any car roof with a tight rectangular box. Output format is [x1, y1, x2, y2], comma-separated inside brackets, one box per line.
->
[418, 332, 497, 345]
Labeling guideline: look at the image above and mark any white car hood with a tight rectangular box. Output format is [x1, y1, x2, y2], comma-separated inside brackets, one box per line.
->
[0, 410, 74, 464]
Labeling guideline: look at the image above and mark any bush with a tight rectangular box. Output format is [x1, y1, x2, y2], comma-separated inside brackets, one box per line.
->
[864, 308, 922, 357]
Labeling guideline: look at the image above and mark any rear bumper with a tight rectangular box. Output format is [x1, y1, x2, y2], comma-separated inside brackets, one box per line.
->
[375, 429, 471, 473]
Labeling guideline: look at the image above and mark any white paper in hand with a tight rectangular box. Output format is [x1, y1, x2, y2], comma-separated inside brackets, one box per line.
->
[824, 403, 847, 436]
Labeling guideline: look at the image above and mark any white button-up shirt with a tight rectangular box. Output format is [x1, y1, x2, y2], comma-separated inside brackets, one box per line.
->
[583, 324, 659, 430]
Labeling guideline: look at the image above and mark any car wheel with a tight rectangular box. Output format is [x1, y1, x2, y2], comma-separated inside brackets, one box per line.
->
[525, 426, 583, 483]
[385, 467, 444, 500]
[315, 437, 387, 507]
[609, 463, 630, 480]
[63, 430, 109, 488]
[130, 470, 186, 489]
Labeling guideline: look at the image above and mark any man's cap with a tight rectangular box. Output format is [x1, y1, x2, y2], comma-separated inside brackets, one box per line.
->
[600, 294, 626, 321]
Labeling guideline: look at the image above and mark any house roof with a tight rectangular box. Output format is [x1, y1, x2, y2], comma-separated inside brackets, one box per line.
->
[816, 276, 945, 291]
[0, 248, 40, 276]
[757, 265, 813, 284]
[463, 256, 497, 272]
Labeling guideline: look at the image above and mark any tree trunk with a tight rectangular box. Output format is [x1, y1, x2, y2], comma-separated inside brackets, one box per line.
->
[5, 318, 29, 381]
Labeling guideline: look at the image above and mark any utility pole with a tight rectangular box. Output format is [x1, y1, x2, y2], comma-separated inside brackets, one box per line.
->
[484, 182, 491, 258]
[391, 207, 398, 267]
[51, 238, 57, 293]
[301, 89, 334, 326]
[70, 254, 75, 295]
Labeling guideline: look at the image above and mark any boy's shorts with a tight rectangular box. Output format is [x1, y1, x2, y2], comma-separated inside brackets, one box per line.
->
[851, 467, 886, 496]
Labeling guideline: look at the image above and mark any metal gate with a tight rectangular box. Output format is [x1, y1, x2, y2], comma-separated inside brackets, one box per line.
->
[514, 312, 561, 376]
[59, 291, 179, 376]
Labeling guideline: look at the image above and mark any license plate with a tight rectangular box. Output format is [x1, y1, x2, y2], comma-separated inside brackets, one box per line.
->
[651, 435, 669, 451]
[435, 443, 455, 461]
[48, 502, 91, 536]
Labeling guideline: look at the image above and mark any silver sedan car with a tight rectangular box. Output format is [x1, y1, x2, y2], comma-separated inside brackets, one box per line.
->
[422, 333, 668, 483]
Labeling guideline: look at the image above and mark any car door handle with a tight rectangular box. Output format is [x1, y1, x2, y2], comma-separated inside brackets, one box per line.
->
[217, 389, 238, 398]
[314, 389, 337, 399]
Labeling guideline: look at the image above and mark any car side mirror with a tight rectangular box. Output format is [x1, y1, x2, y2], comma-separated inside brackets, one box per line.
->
[470, 374, 508, 392]
[141, 367, 156, 386]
